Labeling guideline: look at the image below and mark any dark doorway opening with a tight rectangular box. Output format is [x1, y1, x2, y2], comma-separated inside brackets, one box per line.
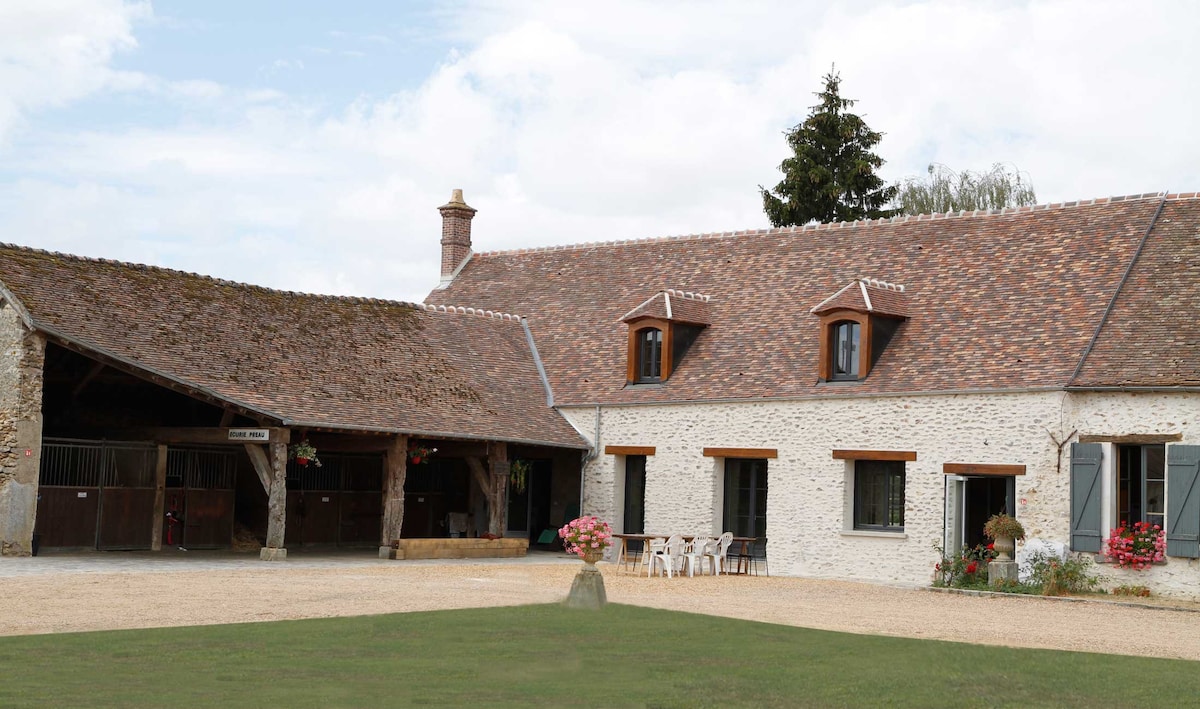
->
[963, 476, 1015, 549]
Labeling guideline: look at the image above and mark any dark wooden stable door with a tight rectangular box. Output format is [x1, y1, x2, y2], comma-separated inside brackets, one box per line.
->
[98, 488, 156, 550]
[35, 487, 100, 549]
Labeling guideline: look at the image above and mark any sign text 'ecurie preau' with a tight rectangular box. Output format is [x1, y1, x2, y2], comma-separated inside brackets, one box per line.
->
[227, 428, 270, 441]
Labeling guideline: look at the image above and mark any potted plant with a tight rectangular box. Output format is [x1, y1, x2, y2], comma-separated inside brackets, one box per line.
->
[983, 513, 1025, 561]
[289, 440, 319, 467]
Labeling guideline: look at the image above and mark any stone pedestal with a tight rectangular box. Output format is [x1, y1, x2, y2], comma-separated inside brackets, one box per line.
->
[259, 546, 288, 561]
[564, 563, 607, 610]
[988, 559, 1018, 586]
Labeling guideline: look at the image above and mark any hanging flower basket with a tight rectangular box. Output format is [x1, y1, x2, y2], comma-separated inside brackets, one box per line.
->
[408, 443, 437, 465]
[509, 459, 531, 494]
[289, 440, 319, 468]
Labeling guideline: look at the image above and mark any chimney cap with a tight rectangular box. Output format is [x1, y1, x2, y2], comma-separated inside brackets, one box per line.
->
[439, 188, 477, 213]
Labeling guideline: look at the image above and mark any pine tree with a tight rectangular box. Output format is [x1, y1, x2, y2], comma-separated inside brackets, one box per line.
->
[760, 71, 897, 226]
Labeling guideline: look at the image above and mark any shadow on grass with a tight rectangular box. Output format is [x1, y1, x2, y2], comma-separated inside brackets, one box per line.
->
[0, 603, 1196, 708]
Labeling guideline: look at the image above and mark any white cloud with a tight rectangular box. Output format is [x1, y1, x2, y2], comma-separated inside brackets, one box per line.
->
[0, 0, 149, 143]
[1, 0, 1199, 305]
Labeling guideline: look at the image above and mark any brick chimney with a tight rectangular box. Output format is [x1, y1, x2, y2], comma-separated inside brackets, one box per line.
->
[438, 189, 476, 284]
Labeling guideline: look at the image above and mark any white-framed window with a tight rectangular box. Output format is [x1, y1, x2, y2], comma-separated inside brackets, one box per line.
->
[1071, 442, 1200, 558]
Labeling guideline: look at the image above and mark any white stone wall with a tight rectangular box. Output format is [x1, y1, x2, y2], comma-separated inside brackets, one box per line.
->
[0, 301, 44, 556]
[1068, 392, 1200, 599]
[559, 389, 1200, 597]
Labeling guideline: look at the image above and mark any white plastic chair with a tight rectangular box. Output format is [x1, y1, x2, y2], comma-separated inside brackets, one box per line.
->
[683, 536, 713, 576]
[650, 534, 685, 578]
[708, 532, 734, 575]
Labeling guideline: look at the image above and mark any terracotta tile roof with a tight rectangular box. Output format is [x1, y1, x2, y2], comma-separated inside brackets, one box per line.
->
[811, 278, 908, 318]
[430, 194, 1184, 405]
[1071, 194, 1200, 387]
[621, 289, 713, 325]
[0, 245, 586, 448]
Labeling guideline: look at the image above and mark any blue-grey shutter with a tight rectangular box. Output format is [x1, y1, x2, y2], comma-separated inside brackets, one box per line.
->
[1166, 445, 1200, 558]
[1069, 443, 1103, 552]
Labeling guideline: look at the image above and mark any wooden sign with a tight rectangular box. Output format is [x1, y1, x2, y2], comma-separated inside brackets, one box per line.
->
[228, 428, 271, 442]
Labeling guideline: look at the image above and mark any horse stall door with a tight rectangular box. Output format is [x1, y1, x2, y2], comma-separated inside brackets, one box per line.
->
[36, 440, 104, 550]
[286, 458, 341, 545]
[97, 444, 157, 550]
[338, 454, 383, 546]
[173, 448, 236, 549]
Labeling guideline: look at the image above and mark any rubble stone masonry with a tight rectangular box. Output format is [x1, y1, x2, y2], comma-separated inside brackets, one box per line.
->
[0, 301, 44, 556]
[561, 389, 1200, 597]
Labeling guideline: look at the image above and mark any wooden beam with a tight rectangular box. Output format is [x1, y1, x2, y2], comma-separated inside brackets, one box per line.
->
[131, 426, 291, 445]
[380, 434, 408, 549]
[244, 443, 273, 493]
[70, 361, 106, 399]
[44, 332, 272, 422]
[218, 409, 235, 427]
[150, 444, 168, 551]
[943, 463, 1026, 476]
[702, 447, 778, 459]
[604, 445, 656, 456]
[832, 449, 917, 462]
[1078, 433, 1183, 444]
[261, 441, 288, 558]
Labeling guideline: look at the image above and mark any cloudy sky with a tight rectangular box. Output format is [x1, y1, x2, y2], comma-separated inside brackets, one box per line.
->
[1, 1, 1197, 303]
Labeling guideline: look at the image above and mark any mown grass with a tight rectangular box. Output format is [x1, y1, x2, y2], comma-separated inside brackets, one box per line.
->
[0, 603, 1196, 708]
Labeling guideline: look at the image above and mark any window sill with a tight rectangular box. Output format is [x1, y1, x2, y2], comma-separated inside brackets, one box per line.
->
[841, 529, 907, 540]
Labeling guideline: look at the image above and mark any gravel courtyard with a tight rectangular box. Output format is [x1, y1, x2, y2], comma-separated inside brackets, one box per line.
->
[3, 550, 1200, 661]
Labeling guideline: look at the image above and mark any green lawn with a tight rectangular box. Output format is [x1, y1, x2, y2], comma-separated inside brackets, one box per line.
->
[0, 603, 1195, 708]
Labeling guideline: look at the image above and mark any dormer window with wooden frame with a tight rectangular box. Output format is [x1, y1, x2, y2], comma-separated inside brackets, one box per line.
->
[811, 278, 908, 383]
[622, 289, 712, 385]
[635, 325, 664, 382]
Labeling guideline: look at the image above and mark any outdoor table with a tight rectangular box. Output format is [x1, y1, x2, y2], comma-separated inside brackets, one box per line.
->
[727, 536, 758, 575]
[611, 533, 663, 573]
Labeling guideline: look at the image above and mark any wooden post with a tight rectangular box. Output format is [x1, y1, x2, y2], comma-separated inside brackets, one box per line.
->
[467, 441, 509, 536]
[379, 434, 408, 558]
[489, 441, 509, 536]
[260, 441, 288, 560]
[150, 444, 167, 551]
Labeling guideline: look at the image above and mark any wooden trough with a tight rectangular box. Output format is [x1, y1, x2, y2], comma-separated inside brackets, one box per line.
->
[384, 537, 529, 560]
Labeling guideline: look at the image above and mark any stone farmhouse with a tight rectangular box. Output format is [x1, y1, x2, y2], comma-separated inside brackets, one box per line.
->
[1, 189, 1199, 596]
[429, 190, 1200, 596]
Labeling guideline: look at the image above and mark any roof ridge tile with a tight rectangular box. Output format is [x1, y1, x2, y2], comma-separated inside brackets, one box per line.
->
[473, 192, 1175, 258]
[664, 288, 712, 302]
[419, 303, 524, 321]
[0, 241, 463, 315]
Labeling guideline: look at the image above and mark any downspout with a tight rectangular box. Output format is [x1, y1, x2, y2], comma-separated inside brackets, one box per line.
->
[1069, 194, 1167, 383]
[579, 405, 601, 517]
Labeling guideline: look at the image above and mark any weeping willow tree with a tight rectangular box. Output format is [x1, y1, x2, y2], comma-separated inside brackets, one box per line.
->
[893, 163, 1037, 215]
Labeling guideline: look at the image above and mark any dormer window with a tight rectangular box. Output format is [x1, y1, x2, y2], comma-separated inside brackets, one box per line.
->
[831, 320, 860, 380]
[811, 278, 908, 383]
[637, 327, 663, 382]
[622, 289, 712, 385]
